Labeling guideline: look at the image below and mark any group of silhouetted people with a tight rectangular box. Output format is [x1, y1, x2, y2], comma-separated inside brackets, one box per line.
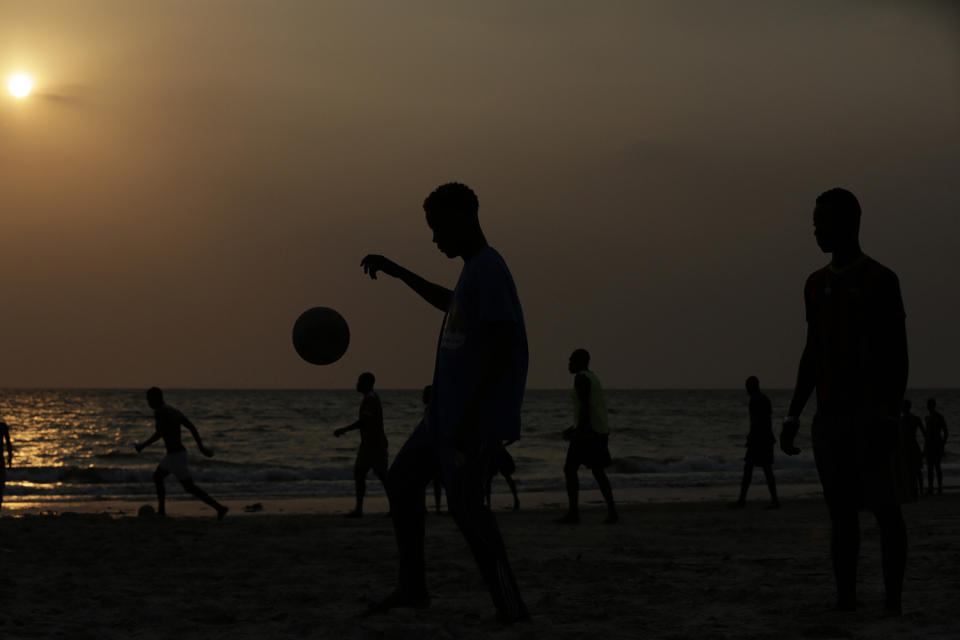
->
[2, 183, 954, 626]
[901, 398, 949, 498]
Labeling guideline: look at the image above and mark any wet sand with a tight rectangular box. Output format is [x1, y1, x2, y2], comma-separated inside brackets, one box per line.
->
[0, 494, 957, 639]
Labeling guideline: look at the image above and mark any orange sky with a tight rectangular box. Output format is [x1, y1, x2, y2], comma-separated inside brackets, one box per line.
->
[1, 1, 958, 388]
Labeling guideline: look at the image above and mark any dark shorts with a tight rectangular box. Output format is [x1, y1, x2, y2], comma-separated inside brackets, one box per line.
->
[356, 445, 388, 477]
[565, 432, 612, 470]
[745, 445, 774, 467]
[812, 414, 901, 510]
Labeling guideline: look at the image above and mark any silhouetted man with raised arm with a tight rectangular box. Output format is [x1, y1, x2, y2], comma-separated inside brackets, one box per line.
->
[361, 182, 528, 623]
[780, 188, 908, 616]
[558, 348, 617, 524]
[923, 398, 948, 495]
[334, 372, 388, 517]
[135, 387, 228, 520]
[731, 376, 779, 509]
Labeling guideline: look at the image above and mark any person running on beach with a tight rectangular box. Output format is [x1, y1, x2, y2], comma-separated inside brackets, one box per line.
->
[334, 372, 388, 517]
[360, 182, 529, 623]
[780, 188, 908, 615]
[0, 420, 12, 512]
[134, 387, 228, 520]
[485, 439, 520, 511]
[900, 400, 924, 500]
[558, 348, 617, 524]
[731, 376, 780, 509]
[923, 398, 948, 496]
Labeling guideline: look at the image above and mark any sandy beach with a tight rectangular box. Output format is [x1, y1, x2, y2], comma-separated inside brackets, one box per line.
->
[0, 493, 957, 639]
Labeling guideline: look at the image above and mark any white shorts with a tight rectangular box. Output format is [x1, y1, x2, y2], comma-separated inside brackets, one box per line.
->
[158, 451, 192, 482]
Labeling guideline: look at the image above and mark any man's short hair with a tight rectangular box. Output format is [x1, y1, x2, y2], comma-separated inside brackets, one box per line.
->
[423, 183, 479, 223]
[571, 348, 590, 366]
[359, 372, 375, 389]
[815, 188, 861, 229]
[146, 387, 164, 404]
[745, 376, 759, 388]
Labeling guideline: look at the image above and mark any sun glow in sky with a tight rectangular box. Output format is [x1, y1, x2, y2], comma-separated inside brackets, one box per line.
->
[7, 72, 33, 98]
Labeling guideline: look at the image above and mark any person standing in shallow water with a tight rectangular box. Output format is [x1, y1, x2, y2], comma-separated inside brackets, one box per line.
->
[557, 348, 617, 524]
[780, 188, 908, 616]
[731, 376, 780, 510]
[0, 420, 12, 512]
[334, 372, 388, 518]
[360, 182, 528, 623]
[923, 398, 948, 496]
[135, 387, 228, 520]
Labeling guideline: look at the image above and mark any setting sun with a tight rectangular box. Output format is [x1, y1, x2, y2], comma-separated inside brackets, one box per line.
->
[7, 73, 33, 98]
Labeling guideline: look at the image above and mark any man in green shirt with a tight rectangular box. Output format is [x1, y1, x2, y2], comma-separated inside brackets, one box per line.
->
[558, 348, 617, 524]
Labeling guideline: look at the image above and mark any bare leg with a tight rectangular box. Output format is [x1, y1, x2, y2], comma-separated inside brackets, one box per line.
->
[762, 464, 780, 508]
[180, 478, 228, 519]
[828, 503, 860, 610]
[734, 462, 754, 506]
[592, 467, 618, 523]
[874, 505, 907, 614]
[153, 467, 170, 515]
[559, 458, 580, 523]
[355, 468, 367, 515]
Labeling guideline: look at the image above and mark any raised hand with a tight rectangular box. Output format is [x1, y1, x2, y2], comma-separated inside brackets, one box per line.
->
[361, 254, 400, 280]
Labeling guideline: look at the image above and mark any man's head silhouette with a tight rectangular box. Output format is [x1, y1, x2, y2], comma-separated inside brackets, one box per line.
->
[423, 183, 482, 259]
[568, 349, 590, 374]
[813, 188, 861, 253]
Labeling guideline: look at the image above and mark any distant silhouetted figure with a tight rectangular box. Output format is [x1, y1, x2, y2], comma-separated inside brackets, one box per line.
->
[781, 188, 908, 615]
[899, 400, 924, 500]
[135, 387, 228, 519]
[0, 420, 12, 512]
[731, 376, 780, 509]
[361, 182, 528, 622]
[334, 372, 388, 518]
[485, 439, 520, 511]
[923, 398, 948, 495]
[558, 349, 617, 524]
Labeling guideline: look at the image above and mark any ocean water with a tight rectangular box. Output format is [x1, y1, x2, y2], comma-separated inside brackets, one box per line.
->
[1, 388, 956, 507]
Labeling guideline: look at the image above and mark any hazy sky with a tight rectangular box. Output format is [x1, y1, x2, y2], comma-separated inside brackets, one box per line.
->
[1, 1, 958, 389]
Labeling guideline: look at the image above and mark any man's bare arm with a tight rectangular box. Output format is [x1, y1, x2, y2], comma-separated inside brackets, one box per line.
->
[782, 324, 819, 455]
[135, 431, 162, 453]
[183, 418, 214, 457]
[361, 254, 453, 312]
[334, 415, 373, 437]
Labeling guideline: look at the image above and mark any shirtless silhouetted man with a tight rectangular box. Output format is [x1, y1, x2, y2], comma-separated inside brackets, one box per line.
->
[361, 182, 528, 622]
[135, 387, 228, 519]
[731, 376, 779, 509]
[781, 188, 908, 615]
[0, 420, 12, 512]
[923, 398, 948, 495]
[334, 372, 388, 517]
[900, 400, 924, 500]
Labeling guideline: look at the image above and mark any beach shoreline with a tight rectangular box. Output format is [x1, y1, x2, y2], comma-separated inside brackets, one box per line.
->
[1, 493, 957, 639]
[0, 482, 833, 518]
